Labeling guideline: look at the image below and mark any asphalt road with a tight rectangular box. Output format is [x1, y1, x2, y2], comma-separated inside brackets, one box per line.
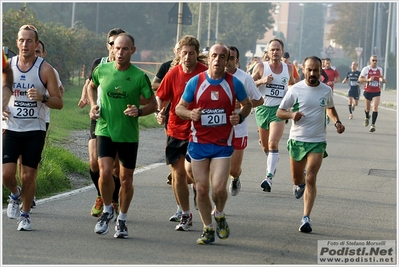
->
[2, 92, 397, 266]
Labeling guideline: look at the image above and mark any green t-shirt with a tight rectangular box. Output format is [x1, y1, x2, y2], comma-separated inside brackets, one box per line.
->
[92, 62, 153, 142]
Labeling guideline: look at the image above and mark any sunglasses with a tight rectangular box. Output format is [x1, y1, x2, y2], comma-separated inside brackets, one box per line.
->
[372, 60, 378, 62]
[108, 41, 115, 46]
[19, 24, 38, 33]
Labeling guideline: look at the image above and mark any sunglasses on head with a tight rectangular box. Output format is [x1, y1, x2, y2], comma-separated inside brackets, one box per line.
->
[19, 24, 38, 33]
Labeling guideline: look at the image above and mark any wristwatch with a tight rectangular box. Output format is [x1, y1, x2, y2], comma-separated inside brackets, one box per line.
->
[42, 94, 49, 103]
[238, 113, 245, 124]
[138, 109, 143, 117]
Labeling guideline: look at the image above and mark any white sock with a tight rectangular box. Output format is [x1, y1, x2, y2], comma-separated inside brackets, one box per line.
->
[118, 212, 127, 221]
[103, 204, 112, 214]
[267, 151, 279, 176]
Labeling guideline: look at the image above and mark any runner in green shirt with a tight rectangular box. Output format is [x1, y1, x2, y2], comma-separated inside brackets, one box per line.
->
[87, 33, 157, 239]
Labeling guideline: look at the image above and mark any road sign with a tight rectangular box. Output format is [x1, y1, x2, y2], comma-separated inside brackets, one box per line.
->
[325, 45, 335, 54]
[168, 3, 192, 25]
[355, 47, 363, 57]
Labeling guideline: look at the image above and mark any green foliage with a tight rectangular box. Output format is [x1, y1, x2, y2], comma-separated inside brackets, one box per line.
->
[2, 5, 106, 85]
[3, 3, 275, 67]
[329, 3, 391, 62]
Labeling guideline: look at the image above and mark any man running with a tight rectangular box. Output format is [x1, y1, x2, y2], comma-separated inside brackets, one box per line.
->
[251, 38, 294, 192]
[87, 33, 157, 238]
[176, 43, 252, 244]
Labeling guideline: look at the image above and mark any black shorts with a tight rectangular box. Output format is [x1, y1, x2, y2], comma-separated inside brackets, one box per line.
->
[89, 119, 97, 140]
[97, 136, 138, 169]
[348, 87, 360, 100]
[363, 91, 381, 101]
[3, 130, 46, 169]
[165, 135, 188, 165]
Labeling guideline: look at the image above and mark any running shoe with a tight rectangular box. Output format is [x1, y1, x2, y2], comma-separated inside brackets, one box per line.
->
[214, 213, 230, 239]
[166, 172, 172, 185]
[229, 176, 241, 196]
[192, 184, 198, 210]
[94, 207, 116, 235]
[299, 216, 312, 233]
[169, 211, 182, 222]
[112, 201, 120, 217]
[197, 226, 215, 245]
[114, 219, 128, 238]
[175, 213, 192, 231]
[7, 195, 21, 219]
[17, 214, 31, 231]
[293, 183, 306, 199]
[370, 124, 376, 132]
[364, 117, 369, 127]
[261, 174, 273, 192]
[349, 114, 353, 119]
[91, 196, 103, 217]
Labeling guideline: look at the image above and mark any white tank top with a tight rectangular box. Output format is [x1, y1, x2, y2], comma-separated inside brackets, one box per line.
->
[259, 62, 289, 106]
[4, 56, 47, 132]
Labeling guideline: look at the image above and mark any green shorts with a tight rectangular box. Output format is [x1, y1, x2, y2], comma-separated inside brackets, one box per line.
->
[255, 105, 282, 130]
[287, 139, 328, 161]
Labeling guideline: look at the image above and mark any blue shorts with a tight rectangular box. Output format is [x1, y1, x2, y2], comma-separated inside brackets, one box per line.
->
[188, 142, 234, 161]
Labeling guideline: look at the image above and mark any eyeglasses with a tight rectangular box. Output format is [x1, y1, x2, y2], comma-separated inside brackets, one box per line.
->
[19, 24, 38, 33]
[229, 56, 236, 60]
[372, 60, 378, 62]
[108, 41, 115, 46]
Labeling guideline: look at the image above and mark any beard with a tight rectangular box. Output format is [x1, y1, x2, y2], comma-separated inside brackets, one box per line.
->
[308, 76, 318, 85]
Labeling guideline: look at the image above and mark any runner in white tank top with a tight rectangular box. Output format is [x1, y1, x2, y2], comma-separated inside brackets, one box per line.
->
[251, 38, 295, 193]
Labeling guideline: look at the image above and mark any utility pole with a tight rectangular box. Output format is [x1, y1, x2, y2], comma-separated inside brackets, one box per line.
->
[71, 2, 75, 28]
[215, 3, 219, 43]
[176, 3, 183, 44]
[197, 2, 202, 42]
[95, 3, 100, 34]
[207, 3, 212, 47]
[383, 2, 392, 91]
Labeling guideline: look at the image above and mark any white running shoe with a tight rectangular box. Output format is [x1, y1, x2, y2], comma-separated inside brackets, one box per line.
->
[17, 215, 32, 231]
[175, 213, 192, 231]
[7, 196, 21, 219]
[94, 207, 116, 235]
[114, 219, 128, 238]
[229, 176, 241, 196]
[169, 211, 182, 222]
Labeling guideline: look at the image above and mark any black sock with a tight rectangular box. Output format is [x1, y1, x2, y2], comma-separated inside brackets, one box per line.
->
[90, 170, 100, 196]
[112, 175, 121, 203]
[372, 111, 378, 125]
[348, 105, 352, 114]
[364, 110, 369, 118]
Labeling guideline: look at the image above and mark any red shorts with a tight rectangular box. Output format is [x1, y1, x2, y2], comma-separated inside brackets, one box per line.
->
[233, 136, 248, 150]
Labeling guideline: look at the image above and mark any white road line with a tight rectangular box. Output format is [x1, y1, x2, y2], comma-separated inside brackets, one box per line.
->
[2, 163, 165, 213]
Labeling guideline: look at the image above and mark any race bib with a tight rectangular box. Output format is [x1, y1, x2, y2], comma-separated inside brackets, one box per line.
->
[265, 84, 285, 98]
[350, 80, 358, 86]
[201, 108, 227, 127]
[369, 81, 379, 87]
[13, 100, 38, 119]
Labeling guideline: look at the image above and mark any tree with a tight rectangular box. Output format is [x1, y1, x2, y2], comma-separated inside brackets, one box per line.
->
[2, 5, 105, 85]
[328, 3, 390, 62]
